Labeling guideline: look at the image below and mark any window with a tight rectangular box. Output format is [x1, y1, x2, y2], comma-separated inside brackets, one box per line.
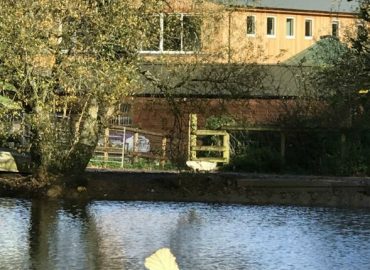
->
[143, 15, 161, 51]
[246, 16, 256, 36]
[357, 23, 367, 40]
[183, 15, 202, 51]
[163, 14, 182, 51]
[142, 13, 201, 53]
[305, 19, 313, 38]
[286, 17, 295, 38]
[332, 21, 339, 37]
[119, 104, 131, 113]
[266, 17, 276, 37]
[111, 103, 132, 126]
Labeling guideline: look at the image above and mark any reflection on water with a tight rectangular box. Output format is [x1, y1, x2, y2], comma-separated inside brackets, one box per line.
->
[0, 198, 30, 269]
[1, 198, 370, 270]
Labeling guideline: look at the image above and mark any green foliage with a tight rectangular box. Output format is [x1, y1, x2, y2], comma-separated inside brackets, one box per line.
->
[205, 115, 236, 130]
[338, 130, 370, 176]
[224, 131, 282, 173]
[229, 146, 282, 173]
[0, 0, 162, 178]
[225, 128, 370, 176]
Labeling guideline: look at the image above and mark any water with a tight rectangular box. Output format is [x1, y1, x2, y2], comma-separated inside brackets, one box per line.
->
[1, 198, 370, 270]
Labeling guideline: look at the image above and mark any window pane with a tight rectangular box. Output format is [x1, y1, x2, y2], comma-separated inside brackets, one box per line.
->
[163, 14, 182, 51]
[357, 24, 367, 40]
[246, 16, 255, 35]
[286, 18, 294, 36]
[305, 20, 312, 37]
[120, 103, 131, 113]
[142, 15, 160, 51]
[183, 15, 201, 51]
[332, 21, 339, 37]
[267, 17, 275, 35]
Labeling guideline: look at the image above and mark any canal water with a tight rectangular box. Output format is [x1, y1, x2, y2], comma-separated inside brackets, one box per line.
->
[1, 198, 370, 270]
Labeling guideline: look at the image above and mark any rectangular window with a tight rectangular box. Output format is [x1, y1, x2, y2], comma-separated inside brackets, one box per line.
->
[332, 21, 339, 37]
[142, 15, 161, 51]
[286, 17, 295, 38]
[246, 16, 256, 35]
[111, 103, 133, 126]
[163, 14, 182, 51]
[141, 13, 201, 53]
[267, 17, 276, 36]
[183, 15, 201, 51]
[305, 19, 313, 38]
[357, 23, 367, 40]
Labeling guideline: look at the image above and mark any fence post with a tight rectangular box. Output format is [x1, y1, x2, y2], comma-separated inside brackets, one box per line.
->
[133, 132, 139, 163]
[189, 114, 198, 161]
[161, 137, 167, 168]
[223, 133, 230, 163]
[104, 127, 110, 164]
[121, 127, 126, 168]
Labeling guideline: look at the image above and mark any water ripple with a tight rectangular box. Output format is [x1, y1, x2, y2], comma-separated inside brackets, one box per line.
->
[1, 199, 370, 269]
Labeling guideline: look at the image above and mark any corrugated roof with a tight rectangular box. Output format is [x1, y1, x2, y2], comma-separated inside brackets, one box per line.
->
[210, 0, 359, 13]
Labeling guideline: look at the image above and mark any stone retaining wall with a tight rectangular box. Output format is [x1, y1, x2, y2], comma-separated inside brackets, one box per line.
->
[80, 170, 370, 208]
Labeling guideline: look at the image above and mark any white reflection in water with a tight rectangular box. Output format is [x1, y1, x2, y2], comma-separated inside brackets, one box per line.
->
[88, 202, 188, 269]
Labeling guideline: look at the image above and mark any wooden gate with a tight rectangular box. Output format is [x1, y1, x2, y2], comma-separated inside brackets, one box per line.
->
[188, 114, 230, 164]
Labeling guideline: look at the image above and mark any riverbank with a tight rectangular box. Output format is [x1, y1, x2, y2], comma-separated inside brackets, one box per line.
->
[1, 169, 370, 208]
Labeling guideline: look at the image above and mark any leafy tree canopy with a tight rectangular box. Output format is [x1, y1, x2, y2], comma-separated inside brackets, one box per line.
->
[0, 0, 162, 180]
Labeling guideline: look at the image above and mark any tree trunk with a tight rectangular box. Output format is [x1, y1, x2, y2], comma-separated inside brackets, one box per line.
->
[30, 99, 100, 183]
[61, 98, 100, 177]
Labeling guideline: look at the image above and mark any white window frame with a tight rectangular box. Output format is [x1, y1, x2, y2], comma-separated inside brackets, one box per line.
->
[246, 15, 256, 37]
[286, 17, 295, 39]
[140, 13, 200, 54]
[266, 16, 276, 38]
[304, 18, 313, 39]
[332, 20, 340, 37]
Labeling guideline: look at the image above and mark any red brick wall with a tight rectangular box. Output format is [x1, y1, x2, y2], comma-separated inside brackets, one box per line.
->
[120, 96, 304, 163]
[129, 97, 292, 133]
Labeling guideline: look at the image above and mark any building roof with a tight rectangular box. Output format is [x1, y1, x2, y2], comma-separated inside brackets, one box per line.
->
[210, 0, 359, 13]
[283, 37, 350, 66]
[137, 63, 314, 99]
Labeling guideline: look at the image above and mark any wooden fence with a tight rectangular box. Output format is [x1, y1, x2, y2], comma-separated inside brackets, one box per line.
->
[188, 114, 230, 164]
[92, 126, 167, 168]
[221, 126, 348, 164]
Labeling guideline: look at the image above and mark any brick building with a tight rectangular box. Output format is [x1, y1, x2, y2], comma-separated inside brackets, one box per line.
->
[113, 0, 358, 135]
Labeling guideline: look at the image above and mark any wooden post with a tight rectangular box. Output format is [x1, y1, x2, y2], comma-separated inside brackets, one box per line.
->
[133, 132, 139, 163]
[160, 137, 167, 168]
[104, 127, 110, 164]
[280, 132, 286, 164]
[189, 114, 198, 161]
[121, 127, 126, 168]
[223, 133, 230, 164]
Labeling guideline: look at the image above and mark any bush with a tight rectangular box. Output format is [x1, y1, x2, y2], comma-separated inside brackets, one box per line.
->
[229, 146, 282, 173]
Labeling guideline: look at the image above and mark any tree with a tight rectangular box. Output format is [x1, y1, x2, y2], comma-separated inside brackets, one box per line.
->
[0, 0, 161, 182]
[309, 0, 370, 127]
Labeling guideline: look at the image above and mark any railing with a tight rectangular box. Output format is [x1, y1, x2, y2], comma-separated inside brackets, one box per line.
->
[188, 114, 230, 164]
[92, 126, 168, 168]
